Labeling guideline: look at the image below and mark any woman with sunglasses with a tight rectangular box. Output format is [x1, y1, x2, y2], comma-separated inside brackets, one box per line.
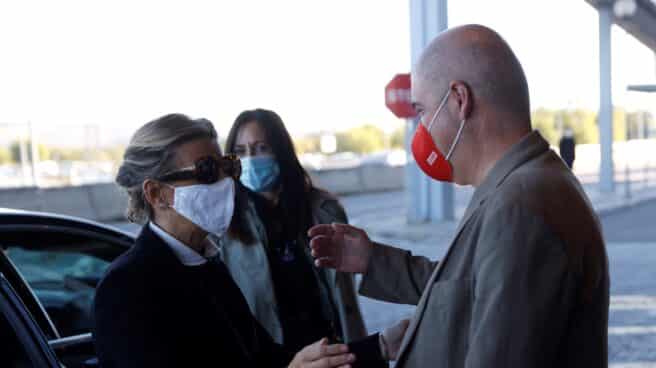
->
[93, 114, 364, 368]
[218, 109, 374, 354]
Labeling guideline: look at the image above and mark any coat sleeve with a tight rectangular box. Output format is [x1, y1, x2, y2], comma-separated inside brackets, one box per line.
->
[465, 204, 576, 368]
[316, 193, 437, 306]
[313, 194, 348, 225]
[348, 333, 388, 368]
[254, 320, 295, 367]
[93, 269, 185, 368]
[334, 271, 368, 341]
[313, 195, 369, 341]
[358, 243, 438, 305]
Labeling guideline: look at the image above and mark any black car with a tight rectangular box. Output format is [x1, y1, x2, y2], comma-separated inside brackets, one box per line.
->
[0, 208, 135, 368]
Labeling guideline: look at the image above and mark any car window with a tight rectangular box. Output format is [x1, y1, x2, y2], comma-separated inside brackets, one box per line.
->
[7, 248, 109, 287]
[4, 244, 114, 337]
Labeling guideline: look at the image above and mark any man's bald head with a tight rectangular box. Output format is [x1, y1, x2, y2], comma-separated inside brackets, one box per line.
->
[415, 24, 531, 122]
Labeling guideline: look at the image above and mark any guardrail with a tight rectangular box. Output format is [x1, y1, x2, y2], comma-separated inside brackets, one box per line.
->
[576, 164, 656, 198]
[1, 163, 654, 222]
[308, 164, 405, 195]
[618, 164, 656, 200]
[0, 164, 406, 221]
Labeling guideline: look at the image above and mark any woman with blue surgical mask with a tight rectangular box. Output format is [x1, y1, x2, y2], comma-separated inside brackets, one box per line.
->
[220, 108, 368, 353]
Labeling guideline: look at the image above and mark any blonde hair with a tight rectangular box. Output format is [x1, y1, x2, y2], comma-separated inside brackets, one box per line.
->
[116, 113, 217, 223]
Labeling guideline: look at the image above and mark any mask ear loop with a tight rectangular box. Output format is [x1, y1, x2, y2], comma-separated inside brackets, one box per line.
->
[445, 118, 467, 161]
[426, 89, 452, 131]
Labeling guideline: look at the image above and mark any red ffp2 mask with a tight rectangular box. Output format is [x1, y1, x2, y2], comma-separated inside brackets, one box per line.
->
[411, 90, 466, 182]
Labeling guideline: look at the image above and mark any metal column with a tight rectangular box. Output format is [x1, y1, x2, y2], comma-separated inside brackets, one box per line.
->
[598, 4, 615, 192]
[406, 0, 453, 223]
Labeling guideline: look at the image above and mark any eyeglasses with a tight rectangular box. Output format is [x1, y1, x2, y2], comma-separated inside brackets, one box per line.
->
[157, 155, 241, 184]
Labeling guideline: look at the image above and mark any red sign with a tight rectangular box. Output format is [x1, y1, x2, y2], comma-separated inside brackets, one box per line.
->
[385, 73, 416, 119]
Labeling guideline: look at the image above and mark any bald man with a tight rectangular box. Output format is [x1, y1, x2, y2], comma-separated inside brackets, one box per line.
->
[309, 25, 609, 368]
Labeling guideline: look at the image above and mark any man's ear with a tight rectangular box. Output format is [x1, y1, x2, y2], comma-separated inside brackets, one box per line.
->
[451, 81, 473, 121]
[143, 179, 171, 209]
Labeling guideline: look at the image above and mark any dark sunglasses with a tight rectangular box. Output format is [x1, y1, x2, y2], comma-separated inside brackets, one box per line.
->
[157, 155, 241, 184]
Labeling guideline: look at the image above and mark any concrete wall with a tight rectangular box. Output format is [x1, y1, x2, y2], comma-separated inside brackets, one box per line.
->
[0, 183, 128, 222]
[3, 140, 655, 222]
[0, 165, 406, 222]
[309, 165, 405, 195]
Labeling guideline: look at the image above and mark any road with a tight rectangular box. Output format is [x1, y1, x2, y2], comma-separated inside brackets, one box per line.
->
[603, 199, 656, 243]
[600, 200, 656, 366]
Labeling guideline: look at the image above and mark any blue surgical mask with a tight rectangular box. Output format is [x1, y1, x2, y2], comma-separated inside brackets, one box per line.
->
[240, 155, 281, 192]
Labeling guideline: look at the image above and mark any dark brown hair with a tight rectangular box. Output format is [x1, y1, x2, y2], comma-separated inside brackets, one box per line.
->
[225, 108, 315, 236]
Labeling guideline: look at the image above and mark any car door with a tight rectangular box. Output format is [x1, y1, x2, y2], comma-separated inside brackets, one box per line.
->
[0, 210, 134, 368]
[0, 272, 60, 368]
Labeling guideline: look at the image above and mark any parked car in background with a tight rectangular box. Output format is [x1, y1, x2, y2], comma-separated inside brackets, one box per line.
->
[0, 208, 134, 368]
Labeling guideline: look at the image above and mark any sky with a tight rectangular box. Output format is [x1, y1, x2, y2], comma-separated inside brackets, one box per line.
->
[0, 0, 654, 145]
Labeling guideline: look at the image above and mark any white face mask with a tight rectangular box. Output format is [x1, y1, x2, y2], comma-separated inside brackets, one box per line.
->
[167, 177, 235, 235]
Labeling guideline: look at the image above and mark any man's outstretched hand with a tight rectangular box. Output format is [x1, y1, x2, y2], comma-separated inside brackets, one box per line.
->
[289, 338, 355, 368]
[308, 223, 374, 274]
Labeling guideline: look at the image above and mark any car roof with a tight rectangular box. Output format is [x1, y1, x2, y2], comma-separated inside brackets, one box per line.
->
[0, 208, 136, 244]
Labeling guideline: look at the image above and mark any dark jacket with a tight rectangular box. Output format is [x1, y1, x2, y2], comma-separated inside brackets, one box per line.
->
[93, 224, 292, 367]
[217, 188, 367, 348]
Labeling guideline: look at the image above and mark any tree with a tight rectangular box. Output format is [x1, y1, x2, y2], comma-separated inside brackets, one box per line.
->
[390, 126, 406, 149]
[336, 125, 386, 153]
[294, 136, 320, 155]
[613, 108, 627, 142]
[532, 108, 600, 146]
[9, 140, 50, 162]
[0, 147, 12, 164]
[106, 146, 126, 162]
[48, 148, 85, 161]
[531, 108, 559, 146]
[569, 109, 598, 145]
